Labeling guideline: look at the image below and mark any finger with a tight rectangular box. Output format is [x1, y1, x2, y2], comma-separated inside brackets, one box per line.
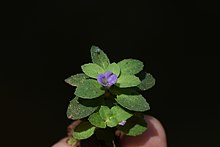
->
[67, 120, 81, 137]
[52, 137, 72, 147]
[52, 120, 81, 147]
[120, 115, 167, 147]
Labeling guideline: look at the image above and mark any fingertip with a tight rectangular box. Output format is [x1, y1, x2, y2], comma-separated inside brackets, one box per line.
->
[52, 120, 81, 147]
[144, 115, 167, 147]
[51, 137, 72, 147]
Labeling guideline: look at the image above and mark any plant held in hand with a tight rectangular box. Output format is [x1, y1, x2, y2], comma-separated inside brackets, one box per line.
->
[64, 46, 156, 147]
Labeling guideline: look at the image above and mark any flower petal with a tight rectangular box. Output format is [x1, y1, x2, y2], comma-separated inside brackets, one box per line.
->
[97, 71, 118, 87]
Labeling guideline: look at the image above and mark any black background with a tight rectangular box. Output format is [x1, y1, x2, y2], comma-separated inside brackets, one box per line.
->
[1, 1, 220, 147]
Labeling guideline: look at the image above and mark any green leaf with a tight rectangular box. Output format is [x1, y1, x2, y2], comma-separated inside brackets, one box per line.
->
[118, 115, 147, 136]
[106, 117, 118, 127]
[111, 105, 133, 123]
[64, 73, 89, 87]
[91, 46, 110, 70]
[99, 106, 112, 120]
[117, 59, 144, 75]
[116, 75, 141, 88]
[98, 106, 118, 127]
[81, 63, 104, 78]
[74, 79, 105, 99]
[73, 121, 96, 140]
[115, 94, 150, 112]
[67, 136, 78, 146]
[66, 97, 102, 120]
[106, 62, 120, 77]
[137, 73, 156, 91]
[88, 112, 106, 128]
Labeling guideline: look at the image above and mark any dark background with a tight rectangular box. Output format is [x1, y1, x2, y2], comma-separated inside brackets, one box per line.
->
[1, 1, 219, 147]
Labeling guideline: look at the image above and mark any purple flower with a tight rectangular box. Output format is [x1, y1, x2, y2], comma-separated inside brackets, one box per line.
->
[118, 120, 126, 126]
[97, 71, 117, 88]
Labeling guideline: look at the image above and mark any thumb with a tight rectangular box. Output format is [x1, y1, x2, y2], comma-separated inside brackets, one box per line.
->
[120, 115, 167, 147]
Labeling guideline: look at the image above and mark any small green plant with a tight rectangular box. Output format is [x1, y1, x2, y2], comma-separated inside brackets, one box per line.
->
[65, 46, 155, 146]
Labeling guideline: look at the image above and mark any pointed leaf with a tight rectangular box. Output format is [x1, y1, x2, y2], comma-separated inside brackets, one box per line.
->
[73, 121, 96, 140]
[116, 94, 150, 112]
[97, 106, 132, 128]
[118, 115, 147, 136]
[65, 73, 89, 87]
[98, 106, 118, 127]
[74, 79, 105, 99]
[116, 75, 141, 88]
[67, 97, 102, 120]
[91, 46, 110, 70]
[99, 106, 112, 120]
[106, 62, 120, 77]
[106, 117, 118, 127]
[111, 106, 133, 123]
[81, 63, 104, 78]
[138, 73, 156, 91]
[117, 59, 144, 75]
[88, 112, 106, 128]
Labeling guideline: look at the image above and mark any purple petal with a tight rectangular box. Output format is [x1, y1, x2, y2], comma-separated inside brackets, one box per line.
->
[118, 120, 126, 126]
[97, 74, 107, 86]
[97, 71, 117, 87]
[106, 74, 117, 86]
[104, 71, 113, 78]
[97, 74, 104, 83]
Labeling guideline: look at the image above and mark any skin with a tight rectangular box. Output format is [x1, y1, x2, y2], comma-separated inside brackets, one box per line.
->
[52, 115, 167, 147]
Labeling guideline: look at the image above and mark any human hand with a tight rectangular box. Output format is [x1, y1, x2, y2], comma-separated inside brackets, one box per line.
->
[52, 115, 167, 147]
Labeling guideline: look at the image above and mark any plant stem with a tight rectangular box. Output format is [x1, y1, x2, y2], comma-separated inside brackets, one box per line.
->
[112, 140, 116, 147]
